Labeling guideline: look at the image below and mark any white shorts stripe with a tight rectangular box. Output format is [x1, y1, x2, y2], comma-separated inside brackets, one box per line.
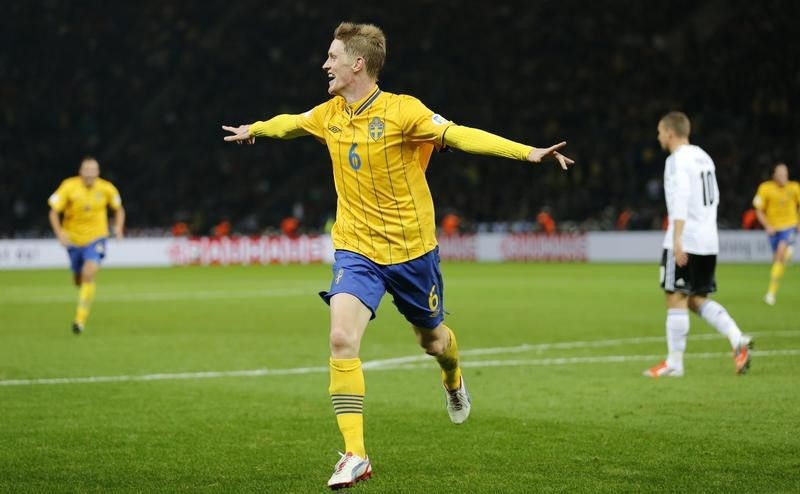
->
[664, 249, 676, 291]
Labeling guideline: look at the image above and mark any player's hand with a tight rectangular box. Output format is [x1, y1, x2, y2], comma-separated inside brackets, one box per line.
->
[222, 124, 255, 145]
[56, 231, 71, 247]
[527, 142, 574, 170]
[115, 228, 124, 241]
[674, 243, 688, 267]
[766, 226, 776, 236]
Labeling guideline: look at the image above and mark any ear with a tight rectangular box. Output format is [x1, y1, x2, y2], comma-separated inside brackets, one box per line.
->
[352, 57, 366, 73]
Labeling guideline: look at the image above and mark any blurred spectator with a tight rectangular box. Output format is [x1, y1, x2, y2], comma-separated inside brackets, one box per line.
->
[280, 216, 299, 238]
[441, 213, 460, 236]
[616, 208, 632, 230]
[536, 210, 556, 235]
[741, 208, 761, 230]
[171, 221, 189, 236]
[212, 220, 231, 238]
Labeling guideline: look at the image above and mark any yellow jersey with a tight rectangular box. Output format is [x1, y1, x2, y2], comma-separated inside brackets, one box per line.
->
[250, 86, 532, 265]
[48, 177, 122, 246]
[752, 180, 800, 230]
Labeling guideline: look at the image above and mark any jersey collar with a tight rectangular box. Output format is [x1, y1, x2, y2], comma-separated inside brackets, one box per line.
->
[344, 86, 382, 118]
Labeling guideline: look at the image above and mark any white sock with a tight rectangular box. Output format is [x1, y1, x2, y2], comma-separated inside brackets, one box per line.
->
[666, 308, 689, 370]
[698, 300, 743, 349]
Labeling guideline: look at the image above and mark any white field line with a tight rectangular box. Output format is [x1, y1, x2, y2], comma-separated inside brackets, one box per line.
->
[0, 287, 311, 304]
[390, 349, 800, 371]
[362, 330, 800, 367]
[1, 331, 799, 387]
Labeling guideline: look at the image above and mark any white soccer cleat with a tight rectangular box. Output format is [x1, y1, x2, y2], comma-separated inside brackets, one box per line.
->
[763, 293, 776, 306]
[444, 376, 471, 424]
[643, 361, 684, 378]
[327, 451, 372, 490]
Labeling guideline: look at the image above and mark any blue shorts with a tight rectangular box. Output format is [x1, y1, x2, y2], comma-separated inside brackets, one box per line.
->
[319, 248, 445, 329]
[66, 238, 107, 274]
[768, 227, 797, 252]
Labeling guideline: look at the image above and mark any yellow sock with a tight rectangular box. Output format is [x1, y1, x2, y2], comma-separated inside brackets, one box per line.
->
[768, 261, 785, 296]
[329, 357, 366, 457]
[436, 326, 462, 391]
[75, 281, 96, 325]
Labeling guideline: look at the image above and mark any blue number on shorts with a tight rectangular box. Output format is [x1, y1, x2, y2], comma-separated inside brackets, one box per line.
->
[348, 143, 362, 171]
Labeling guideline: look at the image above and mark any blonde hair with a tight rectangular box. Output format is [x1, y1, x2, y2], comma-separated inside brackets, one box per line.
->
[334, 22, 386, 80]
[660, 111, 691, 138]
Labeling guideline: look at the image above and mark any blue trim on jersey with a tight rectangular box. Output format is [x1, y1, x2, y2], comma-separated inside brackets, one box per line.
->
[66, 237, 107, 274]
[318, 247, 445, 329]
[355, 89, 382, 115]
[768, 227, 796, 252]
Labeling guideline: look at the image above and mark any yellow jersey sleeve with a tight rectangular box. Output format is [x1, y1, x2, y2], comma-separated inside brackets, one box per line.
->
[398, 96, 532, 160]
[249, 114, 311, 139]
[249, 101, 335, 141]
[48, 179, 71, 212]
[752, 182, 769, 210]
[399, 96, 453, 145]
[443, 125, 533, 161]
[794, 182, 800, 205]
[104, 181, 123, 210]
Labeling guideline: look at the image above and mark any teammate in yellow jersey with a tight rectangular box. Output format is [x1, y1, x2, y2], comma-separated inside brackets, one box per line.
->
[222, 22, 573, 489]
[753, 162, 800, 305]
[48, 157, 125, 335]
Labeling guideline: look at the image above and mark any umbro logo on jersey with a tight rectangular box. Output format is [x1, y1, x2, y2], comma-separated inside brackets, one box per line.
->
[328, 125, 342, 133]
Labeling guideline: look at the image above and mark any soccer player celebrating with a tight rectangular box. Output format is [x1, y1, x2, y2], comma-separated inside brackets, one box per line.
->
[223, 22, 573, 489]
[752, 162, 800, 305]
[644, 112, 752, 378]
[48, 157, 125, 335]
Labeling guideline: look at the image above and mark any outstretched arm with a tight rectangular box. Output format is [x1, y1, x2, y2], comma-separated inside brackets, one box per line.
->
[443, 125, 574, 170]
[222, 114, 310, 144]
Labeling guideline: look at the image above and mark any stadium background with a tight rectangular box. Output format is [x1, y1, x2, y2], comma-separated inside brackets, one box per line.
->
[2, 3, 800, 492]
[2, 0, 798, 238]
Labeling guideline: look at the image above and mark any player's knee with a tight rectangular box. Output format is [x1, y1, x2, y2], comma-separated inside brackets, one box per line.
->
[329, 326, 358, 354]
[423, 343, 445, 357]
[417, 329, 447, 356]
[688, 296, 705, 313]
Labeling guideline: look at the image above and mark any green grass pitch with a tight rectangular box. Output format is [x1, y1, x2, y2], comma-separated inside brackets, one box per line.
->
[1, 263, 798, 493]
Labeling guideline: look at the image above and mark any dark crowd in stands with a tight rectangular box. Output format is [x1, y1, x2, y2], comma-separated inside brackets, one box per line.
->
[1, 0, 798, 237]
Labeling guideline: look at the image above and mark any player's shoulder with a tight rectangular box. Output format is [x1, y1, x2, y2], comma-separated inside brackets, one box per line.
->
[674, 144, 711, 165]
[755, 180, 772, 193]
[97, 177, 119, 192]
[59, 176, 82, 189]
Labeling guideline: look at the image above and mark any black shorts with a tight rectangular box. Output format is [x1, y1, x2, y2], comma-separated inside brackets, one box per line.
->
[659, 249, 717, 295]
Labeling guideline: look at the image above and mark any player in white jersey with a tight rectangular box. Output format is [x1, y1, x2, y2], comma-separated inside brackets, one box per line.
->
[644, 112, 753, 377]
